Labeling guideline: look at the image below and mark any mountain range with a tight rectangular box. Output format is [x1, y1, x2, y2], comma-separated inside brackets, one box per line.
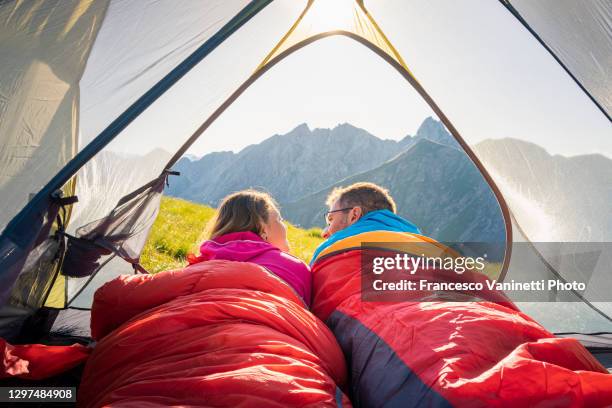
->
[166, 117, 507, 244]
[167, 122, 400, 205]
[283, 138, 503, 244]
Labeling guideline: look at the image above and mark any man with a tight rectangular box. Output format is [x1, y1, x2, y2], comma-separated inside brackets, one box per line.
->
[308, 184, 612, 408]
[311, 182, 421, 264]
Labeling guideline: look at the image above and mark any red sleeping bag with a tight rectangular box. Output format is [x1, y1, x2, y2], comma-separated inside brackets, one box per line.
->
[0, 339, 89, 380]
[79, 260, 351, 407]
[311, 232, 612, 407]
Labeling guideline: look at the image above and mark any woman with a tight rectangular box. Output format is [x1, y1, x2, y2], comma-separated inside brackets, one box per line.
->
[188, 189, 312, 306]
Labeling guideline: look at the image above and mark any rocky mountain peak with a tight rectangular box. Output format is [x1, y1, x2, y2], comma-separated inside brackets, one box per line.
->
[287, 122, 311, 136]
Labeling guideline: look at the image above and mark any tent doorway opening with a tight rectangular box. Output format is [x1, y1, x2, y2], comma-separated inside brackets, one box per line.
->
[150, 34, 509, 280]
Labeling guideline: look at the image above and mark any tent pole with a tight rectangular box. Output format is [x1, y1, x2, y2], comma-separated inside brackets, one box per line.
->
[1, 0, 273, 247]
[162, 31, 514, 287]
[498, 0, 611, 122]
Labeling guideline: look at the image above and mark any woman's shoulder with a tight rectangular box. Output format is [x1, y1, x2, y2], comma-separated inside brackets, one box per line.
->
[271, 250, 311, 272]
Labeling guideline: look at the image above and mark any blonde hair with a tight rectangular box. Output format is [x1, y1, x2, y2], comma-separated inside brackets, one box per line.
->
[326, 182, 396, 214]
[207, 190, 279, 239]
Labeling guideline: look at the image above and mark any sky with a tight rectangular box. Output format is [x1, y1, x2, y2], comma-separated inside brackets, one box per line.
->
[186, 36, 435, 156]
[93, 0, 611, 159]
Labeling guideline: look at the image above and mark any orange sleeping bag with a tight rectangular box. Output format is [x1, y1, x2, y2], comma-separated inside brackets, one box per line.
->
[79, 260, 350, 407]
[310, 231, 612, 407]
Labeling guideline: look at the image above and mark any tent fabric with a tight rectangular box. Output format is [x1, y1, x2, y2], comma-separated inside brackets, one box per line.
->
[63, 173, 167, 277]
[0, 0, 609, 344]
[63, 0, 271, 230]
[2, 170, 167, 332]
[504, 222, 612, 333]
[311, 231, 612, 407]
[256, 0, 410, 74]
[49, 308, 92, 339]
[64, 0, 301, 236]
[2, 0, 260, 235]
[0, 0, 108, 320]
[79, 260, 351, 407]
[0, 194, 68, 340]
[0, 0, 110, 232]
[54, 173, 168, 310]
[501, 0, 612, 120]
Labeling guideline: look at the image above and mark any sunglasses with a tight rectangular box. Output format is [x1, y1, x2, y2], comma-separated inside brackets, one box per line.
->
[324, 207, 354, 224]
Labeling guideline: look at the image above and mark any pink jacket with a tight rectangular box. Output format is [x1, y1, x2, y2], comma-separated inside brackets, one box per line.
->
[189, 231, 311, 306]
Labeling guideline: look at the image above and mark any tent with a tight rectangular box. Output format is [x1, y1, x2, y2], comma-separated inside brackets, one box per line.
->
[0, 0, 610, 371]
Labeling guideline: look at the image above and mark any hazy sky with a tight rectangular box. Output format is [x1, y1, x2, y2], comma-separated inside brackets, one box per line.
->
[100, 0, 611, 159]
[187, 36, 435, 156]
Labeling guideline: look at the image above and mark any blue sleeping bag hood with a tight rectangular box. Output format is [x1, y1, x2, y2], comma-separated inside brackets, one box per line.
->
[310, 209, 421, 264]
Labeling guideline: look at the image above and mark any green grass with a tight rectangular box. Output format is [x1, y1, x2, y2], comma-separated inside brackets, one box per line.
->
[285, 224, 324, 264]
[141, 196, 323, 273]
[141, 197, 215, 272]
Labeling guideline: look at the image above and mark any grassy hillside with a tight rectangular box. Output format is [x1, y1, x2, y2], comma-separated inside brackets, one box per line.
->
[141, 196, 323, 273]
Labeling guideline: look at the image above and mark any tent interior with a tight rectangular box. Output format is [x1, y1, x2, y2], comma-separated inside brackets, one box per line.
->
[0, 0, 611, 388]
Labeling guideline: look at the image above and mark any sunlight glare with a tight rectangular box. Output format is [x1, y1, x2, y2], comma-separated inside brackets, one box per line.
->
[304, 0, 359, 34]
